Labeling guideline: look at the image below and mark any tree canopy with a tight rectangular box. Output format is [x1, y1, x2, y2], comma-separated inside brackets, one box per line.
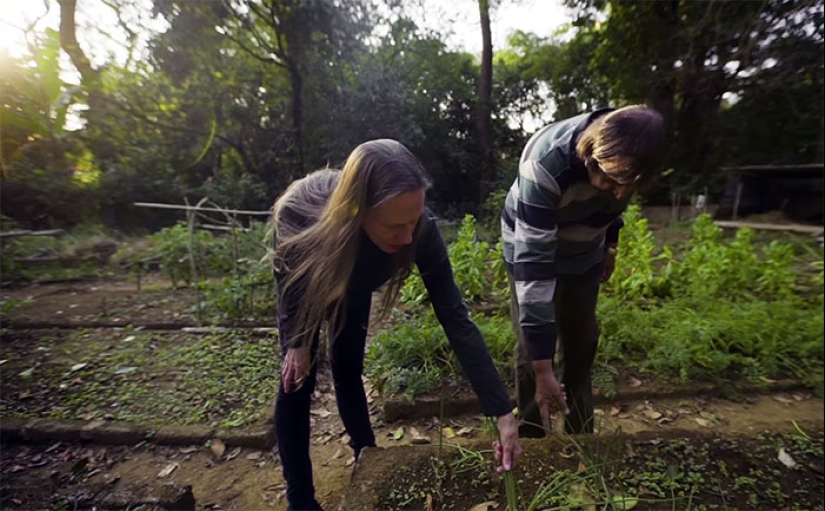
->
[1, 0, 821, 229]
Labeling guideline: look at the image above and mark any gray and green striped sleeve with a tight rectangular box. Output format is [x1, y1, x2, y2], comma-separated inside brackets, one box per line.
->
[513, 158, 561, 361]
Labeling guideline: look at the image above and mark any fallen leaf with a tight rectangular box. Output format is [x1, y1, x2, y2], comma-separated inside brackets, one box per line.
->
[211, 438, 226, 460]
[778, 448, 797, 468]
[694, 418, 712, 428]
[577, 461, 587, 473]
[442, 427, 457, 439]
[628, 377, 643, 388]
[311, 409, 332, 419]
[70, 363, 88, 372]
[157, 462, 179, 478]
[773, 395, 794, 405]
[410, 427, 430, 445]
[559, 448, 576, 459]
[114, 366, 137, 375]
[226, 447, 242, 461]
[315, 435, 333, 445]
[644, 411, 663, 420]
[610, 407, 621, 417]
[122, 335, 136, 342]
[19, 368, 34, 378]
[246, 452, 264, 461]
[594, 408, 605, 415]
[345, 456, 355, 467]
[633, 404, 646, 412]
[469, 501, 500, 511]
[617, 413, 631, 420]
[677, 407, 693, 415]
[392, 427, 405, 441]
[456, 427, 474, 437]
[179, 446, 199, 454]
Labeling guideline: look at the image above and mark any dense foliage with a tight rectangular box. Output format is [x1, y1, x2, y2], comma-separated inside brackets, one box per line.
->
[1, 0, 822, 228]
[367, 209, 824, 399]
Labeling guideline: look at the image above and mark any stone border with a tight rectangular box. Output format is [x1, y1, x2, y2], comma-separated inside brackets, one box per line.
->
[0, 320, 277, 330]
[0, 379, 808, 448]
[382, 378, 808, 422]
[0, 418, 274, 449]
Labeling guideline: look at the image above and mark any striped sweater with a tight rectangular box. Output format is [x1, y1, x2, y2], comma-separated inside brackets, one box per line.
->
[501, 109, 627, 362]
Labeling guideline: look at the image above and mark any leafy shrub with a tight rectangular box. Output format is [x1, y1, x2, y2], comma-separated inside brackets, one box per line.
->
[597, 296, 824, 394]
[198, 261, 275, 323]
[375, 206, 824, 399]
[365, 309, 513, 400]
[602, 205, 670, 302]
[402, 214, 507, 308]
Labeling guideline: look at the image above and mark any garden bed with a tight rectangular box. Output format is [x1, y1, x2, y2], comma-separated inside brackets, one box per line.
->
[345, 429, 825, 510]
[0, 328, 279, 428]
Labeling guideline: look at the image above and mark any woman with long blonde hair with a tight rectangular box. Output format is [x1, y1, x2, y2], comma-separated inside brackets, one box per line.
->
[271, 139, 520, 511]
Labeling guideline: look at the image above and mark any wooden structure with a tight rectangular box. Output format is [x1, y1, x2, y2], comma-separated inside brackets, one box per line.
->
[718, 164, 824, 222]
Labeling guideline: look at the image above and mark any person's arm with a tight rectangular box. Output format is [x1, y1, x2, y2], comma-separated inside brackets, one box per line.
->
[511, 159, 570, 426]
[415, 215, 521, 470]
[274, 270, 313, 392]
[602, 216, 623, 282]
[415, 215, 512, 417]
[511, 159, 561, 362]
[605, 215, 623, 249]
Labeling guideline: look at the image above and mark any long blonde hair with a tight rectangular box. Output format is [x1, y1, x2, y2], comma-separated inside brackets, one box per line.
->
[271, 139, 431, 348]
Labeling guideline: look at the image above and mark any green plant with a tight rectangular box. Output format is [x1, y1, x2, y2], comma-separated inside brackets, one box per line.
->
[757, 240, 797, 299]
[603, 205, 670, 302]
[401, 214, 508, 308]
[199, 260, 275, 323]
[366, 310, 513, 400]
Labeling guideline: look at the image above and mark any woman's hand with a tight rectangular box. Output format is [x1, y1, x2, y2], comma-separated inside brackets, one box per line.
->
[532, 359, 570, 433]
[492, 412, 522, 473]
[281, 346, 311, 393]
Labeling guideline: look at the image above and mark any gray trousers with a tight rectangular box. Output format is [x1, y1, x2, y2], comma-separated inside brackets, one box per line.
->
[508, 267, 601, 436]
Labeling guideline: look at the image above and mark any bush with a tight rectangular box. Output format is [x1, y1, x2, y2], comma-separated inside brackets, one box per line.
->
[370, 205, 824, 399]
[402, 214, 507, 308]
[365, 310, 513, 401]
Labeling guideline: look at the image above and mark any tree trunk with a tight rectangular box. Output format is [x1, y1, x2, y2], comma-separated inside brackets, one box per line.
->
[287, 59, 306, 175]
[476, 0, 494, 206]
[58, 0, 96, 84]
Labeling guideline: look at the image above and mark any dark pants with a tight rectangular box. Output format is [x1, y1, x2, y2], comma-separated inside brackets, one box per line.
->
[509, 266, 601, 436]
[274, 292, 376, 509]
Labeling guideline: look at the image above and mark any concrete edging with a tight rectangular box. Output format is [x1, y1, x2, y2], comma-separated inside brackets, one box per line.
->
[0, 418, 274, 449]
[0, 379, 808, 447]
[382, 378, 808, 422]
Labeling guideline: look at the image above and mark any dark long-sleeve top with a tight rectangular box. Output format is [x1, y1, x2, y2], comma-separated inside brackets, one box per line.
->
[275, 210, 513, 418]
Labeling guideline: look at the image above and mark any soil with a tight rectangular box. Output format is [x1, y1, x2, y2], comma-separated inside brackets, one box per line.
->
[1, 276, 208, 326]
[2, 278, 824, 510]
[2, 391, 822, 510]
[346, 429, 825, 511]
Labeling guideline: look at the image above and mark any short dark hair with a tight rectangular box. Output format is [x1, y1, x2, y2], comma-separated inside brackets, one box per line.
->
[576, 105, 667, 184]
